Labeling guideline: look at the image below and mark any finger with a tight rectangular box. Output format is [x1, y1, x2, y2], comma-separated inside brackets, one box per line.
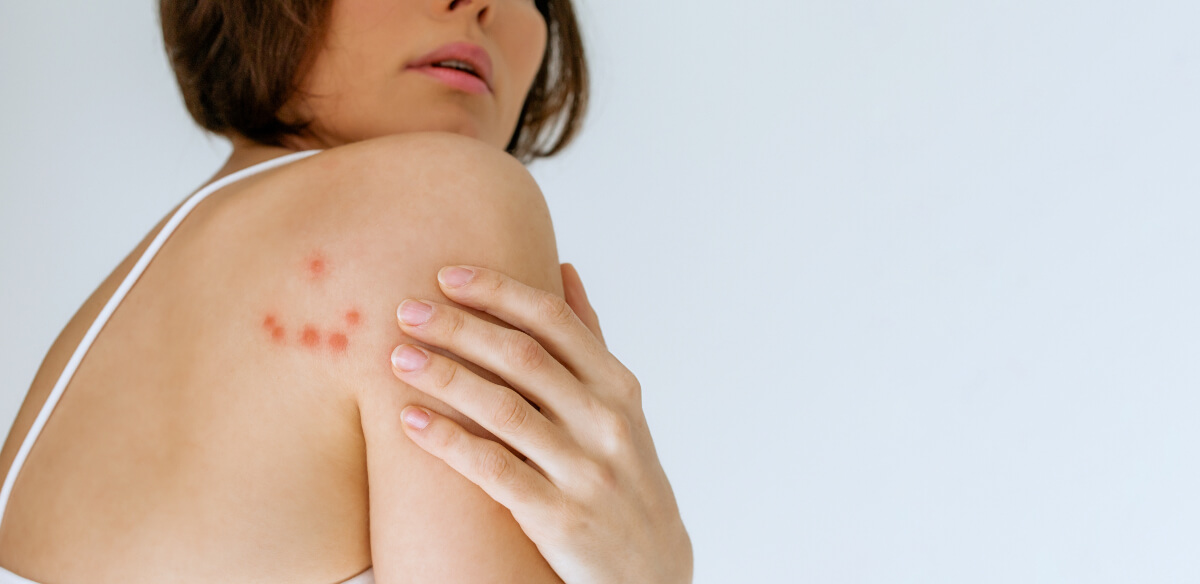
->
[561, 262, 606, 348]
[398, 403, 559, 519]
[396, 297, 593, 425]
[435, 265, 616, 384]
[391, 343, 579, 481]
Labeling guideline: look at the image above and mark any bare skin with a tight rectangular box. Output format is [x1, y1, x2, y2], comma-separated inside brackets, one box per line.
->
[0, 153, 375, 581]
[0, 131, 567, 582]
[0, 0, 692, 581]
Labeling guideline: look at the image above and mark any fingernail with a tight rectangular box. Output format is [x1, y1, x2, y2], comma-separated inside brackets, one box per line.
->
[438, 266, 475, 288]
[392, 345, 428, 371]
[398, 299, 432, 325]
[402, 406, 430, 430]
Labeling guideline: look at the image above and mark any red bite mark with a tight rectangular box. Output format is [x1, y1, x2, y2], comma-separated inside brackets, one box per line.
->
[304, 254, 328, 280]
[328, 332, 349, 352]
[262, 315, 286, 344]
[345, 309, 361, 326]
[300, 325, 320, 347]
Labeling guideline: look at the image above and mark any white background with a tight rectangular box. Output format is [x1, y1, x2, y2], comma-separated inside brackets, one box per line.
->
[3, 1, 1200, 582]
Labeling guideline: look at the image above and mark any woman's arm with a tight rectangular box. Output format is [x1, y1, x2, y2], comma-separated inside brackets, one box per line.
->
[312, 132, 567, 583]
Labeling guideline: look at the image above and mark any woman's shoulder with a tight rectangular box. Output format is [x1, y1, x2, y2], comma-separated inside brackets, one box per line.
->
[194, 131, 551, 286]
[308, 131, 538, 190]
[293, 131, 546, 220]
[214, 130, 555, 291]
[201, 129, 560, 409]
[206, 132, 550, 256]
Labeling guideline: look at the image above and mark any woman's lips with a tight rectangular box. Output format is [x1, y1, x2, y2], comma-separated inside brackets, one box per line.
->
[410, 65, 491, 95]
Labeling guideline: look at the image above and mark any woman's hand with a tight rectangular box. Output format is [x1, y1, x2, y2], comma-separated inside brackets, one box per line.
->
[389, 263, 693, 584]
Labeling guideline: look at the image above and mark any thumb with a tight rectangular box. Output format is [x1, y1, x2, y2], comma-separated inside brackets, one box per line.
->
[561, 262, 606, 348]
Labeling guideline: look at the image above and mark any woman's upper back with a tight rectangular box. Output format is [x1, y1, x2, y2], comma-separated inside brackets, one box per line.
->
[0, 131, 567, 583]
[0, 143, 379, 582]
[0, 131, 566, 583]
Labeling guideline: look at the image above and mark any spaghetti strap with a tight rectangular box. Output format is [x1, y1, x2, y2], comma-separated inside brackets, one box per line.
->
[0, 149, 323, 529]
[0, 148, 373, 583]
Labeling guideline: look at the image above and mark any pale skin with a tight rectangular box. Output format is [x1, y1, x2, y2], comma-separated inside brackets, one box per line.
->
[222, 0, 692, 582]
[0, 0, 689, 581]
[390, 265, 693, 584]
[0, 135, 623, 582]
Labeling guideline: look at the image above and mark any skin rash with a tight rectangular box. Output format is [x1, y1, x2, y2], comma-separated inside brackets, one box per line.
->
[306, 251, 328, 281]
[260, 249, 363, 355]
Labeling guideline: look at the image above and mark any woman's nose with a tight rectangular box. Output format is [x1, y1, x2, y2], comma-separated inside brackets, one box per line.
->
[439, 0, 494, 28]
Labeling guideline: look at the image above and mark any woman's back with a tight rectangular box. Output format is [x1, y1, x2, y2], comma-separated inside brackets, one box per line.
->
[0, 147, 374, 583]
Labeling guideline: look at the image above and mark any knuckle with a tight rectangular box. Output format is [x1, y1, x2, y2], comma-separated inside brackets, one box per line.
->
[484, 270, 507, 296]
[505, 331, 546, 372]
[594, 406, 634, 454]
[584, 335, 611, 361]
[593, 463, 619, 493]
[492, 392, 530, 434]
[535, 292, 576, 326]
[613, 361, 637, 385]
[575, 458, 619, 501]
[443, 307, 467, 338]
[624, 373, 642, 400]
[613, 365, 642, 399]
[431, 358, 460, 391]
[429, 420, 458, 451]
[476, 445, 512, 483]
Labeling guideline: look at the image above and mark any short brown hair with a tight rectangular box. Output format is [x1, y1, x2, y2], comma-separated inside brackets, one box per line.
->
[159, 0, 588, 163]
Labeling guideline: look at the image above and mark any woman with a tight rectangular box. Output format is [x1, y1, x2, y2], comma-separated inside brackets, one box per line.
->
[0, 0, 692, 582]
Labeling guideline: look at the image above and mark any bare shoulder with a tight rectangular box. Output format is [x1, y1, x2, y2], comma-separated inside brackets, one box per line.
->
[254, 131, 563, 392]
[314, 130, 547, 219]
[269, 133, 567, 580]
[118, 131, 570, 579]
[219, 133, 559, 361]
[203, 131, 561, 418]
[338, 130, 539, 180]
